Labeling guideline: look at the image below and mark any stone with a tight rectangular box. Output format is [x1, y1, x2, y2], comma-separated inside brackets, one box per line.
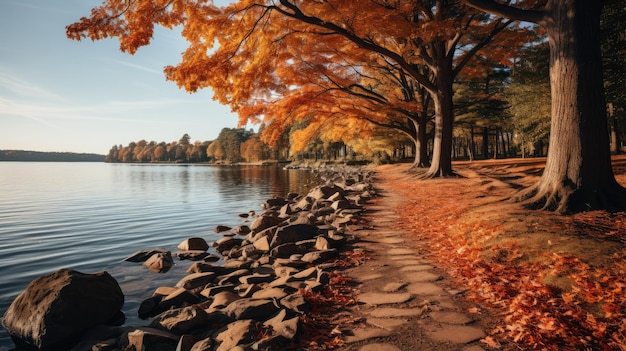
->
[315, 235, 346, 250]
[216, 268, 252, 285]
[238, 273, 275, 285]
[232, 225, 251, 235]
[400, 264, 434, 272]
[270, 240, 317, 258]
[301, 249, 339, 264]
[200, 284, 236, 298]
[251, 287, 289, 300]
[269, 224, 319, 248]
[358, 292, 413, 305]
[406, 282, 446, 296]
[176, 272, 216, 290]
[387, 248, 415, 255]
[404, 271, 442, 283]
[279, 293, 310, 314]
[175, 250, 210, 261]
[429, 311, 474, 325]
[126, 327, 179, 351]
[189, 337, 213, 351]
[366, 318, 408, 330]
[149, 306, 210, 334]
[177, 237, 209, 251]
[125, 248, 170, 262]
[344, 327, 392, 343]
[264, 309, 300, 340]
[369, 307, 428, 318]
[139, 289, 201, 320]
[144, 252, 174, 273]
[252, 235, 270, 251]
[223, 299, 280, 321]
[213, 320, 258, 351]
[359, 343, 402, 351]
[274, 266, 299, 277]
[382, 282, 407, 292]
[214, 225, 232, 233]
[424, 325, 485, 344]
[186, 262, 234, 275]
[250, 215, 283, 233]
[176, 334, 198, 351]
[213, 237, 244, 254]
[2, 269, 124, 350]
[208, 291, 241, 310]
[292, 266, 318, 280]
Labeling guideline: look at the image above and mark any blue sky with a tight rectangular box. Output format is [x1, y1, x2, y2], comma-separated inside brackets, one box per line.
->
[0, 0, 240, 154]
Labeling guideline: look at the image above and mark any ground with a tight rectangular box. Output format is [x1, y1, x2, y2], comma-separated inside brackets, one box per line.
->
[318, 155, 626, 351]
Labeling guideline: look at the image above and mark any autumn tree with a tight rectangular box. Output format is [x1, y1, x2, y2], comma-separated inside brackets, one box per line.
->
[468, 0, 626, 212]
[67, 0, 533, 178]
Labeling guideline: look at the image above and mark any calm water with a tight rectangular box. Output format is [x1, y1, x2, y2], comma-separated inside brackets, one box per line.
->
[0, 162, 319, 347]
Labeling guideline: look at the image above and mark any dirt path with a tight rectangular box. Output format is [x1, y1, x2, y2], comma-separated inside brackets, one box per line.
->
[335, 170, 496, 351]
[331, 155, 626, 350]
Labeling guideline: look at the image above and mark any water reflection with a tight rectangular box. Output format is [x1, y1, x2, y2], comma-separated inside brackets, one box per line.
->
[0, 163, 319, 347]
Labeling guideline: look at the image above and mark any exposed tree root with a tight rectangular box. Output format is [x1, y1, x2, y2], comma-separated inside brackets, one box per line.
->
[517, 180, 626, 214]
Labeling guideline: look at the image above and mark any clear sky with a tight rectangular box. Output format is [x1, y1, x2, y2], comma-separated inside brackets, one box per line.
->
[0, 0, 241, 155]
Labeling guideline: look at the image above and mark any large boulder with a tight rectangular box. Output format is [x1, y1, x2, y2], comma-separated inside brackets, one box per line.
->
[2, 269, 124, 350]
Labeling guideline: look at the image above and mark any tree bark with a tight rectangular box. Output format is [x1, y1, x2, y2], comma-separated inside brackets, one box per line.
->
[469, 0, 626, 213]
[518, 0, 626, 212]
[423, 45, 455, 178]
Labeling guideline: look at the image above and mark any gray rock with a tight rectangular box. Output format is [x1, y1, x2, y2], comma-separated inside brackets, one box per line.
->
[2, 269, 124, 350]
[139, 288, 201, 319]
[144, 252, 174, 273]
[149, 306, 209, 334]
[177, 238, 209, 251]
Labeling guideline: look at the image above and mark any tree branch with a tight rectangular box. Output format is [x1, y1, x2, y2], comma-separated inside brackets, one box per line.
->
[466, 0, 547, 26]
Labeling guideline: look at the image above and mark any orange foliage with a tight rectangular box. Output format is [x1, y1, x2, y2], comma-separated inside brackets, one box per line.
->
[67, 0, 532, 156]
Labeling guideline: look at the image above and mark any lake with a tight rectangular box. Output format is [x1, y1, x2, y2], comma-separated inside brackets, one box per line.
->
[0, 162, 320, 348]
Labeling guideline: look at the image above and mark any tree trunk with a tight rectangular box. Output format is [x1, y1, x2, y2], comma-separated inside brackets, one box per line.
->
[423, 47, 455, 178]
[518, 0, 626, 213]
[410, 115, 431, 168]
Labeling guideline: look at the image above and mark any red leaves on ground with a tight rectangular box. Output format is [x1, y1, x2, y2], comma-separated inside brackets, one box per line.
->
[383, 168, 626, 350]
[298, 257, 361, 350]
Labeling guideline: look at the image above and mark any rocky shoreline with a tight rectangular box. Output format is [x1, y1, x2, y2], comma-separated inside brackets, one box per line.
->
[2, 167, 375, 351]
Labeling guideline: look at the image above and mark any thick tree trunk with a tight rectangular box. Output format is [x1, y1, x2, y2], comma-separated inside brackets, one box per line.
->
[518, 0, 626, 213]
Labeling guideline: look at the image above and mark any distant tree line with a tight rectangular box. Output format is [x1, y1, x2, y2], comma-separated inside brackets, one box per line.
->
[0, 150, 105, 162]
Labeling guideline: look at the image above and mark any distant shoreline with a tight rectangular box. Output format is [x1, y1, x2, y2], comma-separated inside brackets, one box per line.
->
[0, 150, 105, 162]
